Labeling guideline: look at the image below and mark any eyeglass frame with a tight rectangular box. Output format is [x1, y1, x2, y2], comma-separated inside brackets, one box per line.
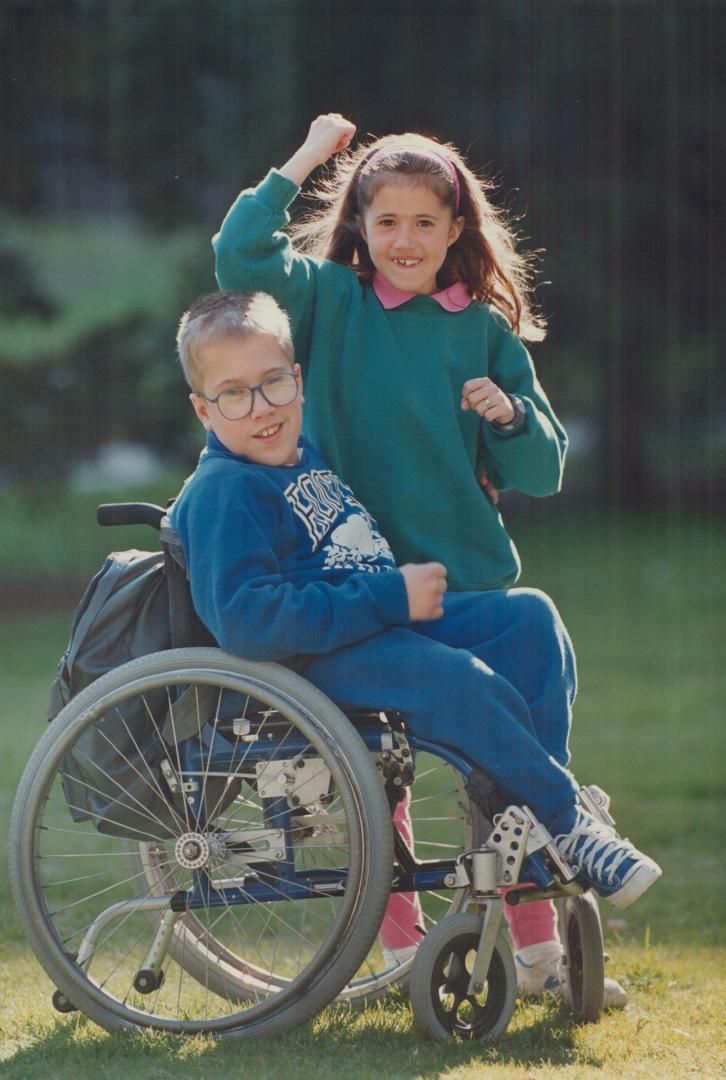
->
[194, 369, 300, 421]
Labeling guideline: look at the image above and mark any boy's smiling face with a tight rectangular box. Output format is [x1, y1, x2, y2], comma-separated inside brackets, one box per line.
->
[190, 332, 303, 466]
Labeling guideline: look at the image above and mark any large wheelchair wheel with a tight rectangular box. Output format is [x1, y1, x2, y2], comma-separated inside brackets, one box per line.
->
[338, 753, 488, 1004]
[557, 893, 605, 1023]
[409, 912, 517, 1041]
[9, 649, 392, 1037]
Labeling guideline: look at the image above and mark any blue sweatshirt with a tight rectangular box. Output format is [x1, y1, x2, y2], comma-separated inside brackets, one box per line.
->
[170, 433, 411, 662]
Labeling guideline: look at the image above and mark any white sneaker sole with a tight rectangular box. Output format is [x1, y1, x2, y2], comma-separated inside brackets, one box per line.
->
[606, 858, 662, 909]
[602, 977, 629, 1009]
[517, 972, 628, 1009]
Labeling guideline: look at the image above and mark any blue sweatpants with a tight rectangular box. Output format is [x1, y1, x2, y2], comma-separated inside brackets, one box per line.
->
[302, 588, 579, 827]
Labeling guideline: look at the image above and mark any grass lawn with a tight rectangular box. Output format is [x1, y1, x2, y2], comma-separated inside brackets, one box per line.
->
[0, 473, 189, 592]
[1, 509, 724, 1078]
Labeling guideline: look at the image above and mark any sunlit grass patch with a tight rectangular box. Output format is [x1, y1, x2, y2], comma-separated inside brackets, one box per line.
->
[1, 511, 724, 1076]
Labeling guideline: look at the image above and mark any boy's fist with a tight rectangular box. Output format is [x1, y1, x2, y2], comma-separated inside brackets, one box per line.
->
[400, 562, 447, 621]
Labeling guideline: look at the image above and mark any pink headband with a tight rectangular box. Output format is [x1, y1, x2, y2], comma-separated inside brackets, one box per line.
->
[361, 144, 461, 213]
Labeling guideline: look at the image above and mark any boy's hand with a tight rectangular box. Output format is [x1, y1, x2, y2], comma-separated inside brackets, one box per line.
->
[400, 562, 447, 621]
[280, 114, 356, 186]
[461, 377, 515, 426]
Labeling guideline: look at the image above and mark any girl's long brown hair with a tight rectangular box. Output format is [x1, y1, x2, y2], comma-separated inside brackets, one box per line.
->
[291, 132, 546, 342]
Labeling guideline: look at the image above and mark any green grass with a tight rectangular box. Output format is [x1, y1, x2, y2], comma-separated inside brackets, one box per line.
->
[1, 510, 725, 1077]
[0, 475, 188, 584]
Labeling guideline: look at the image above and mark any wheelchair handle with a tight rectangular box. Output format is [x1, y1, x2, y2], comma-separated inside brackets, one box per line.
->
[96, 502, 166, 530]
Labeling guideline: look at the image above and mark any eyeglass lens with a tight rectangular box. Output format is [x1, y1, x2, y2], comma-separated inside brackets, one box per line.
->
[216, 372, 298, 420]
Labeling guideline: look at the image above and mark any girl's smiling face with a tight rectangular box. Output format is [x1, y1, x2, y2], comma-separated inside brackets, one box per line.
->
[359, 181, 464, 295]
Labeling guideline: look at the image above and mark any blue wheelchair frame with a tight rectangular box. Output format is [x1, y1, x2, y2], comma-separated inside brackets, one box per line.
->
[172, 708, 561, 927]
[172, 719, 483, 914]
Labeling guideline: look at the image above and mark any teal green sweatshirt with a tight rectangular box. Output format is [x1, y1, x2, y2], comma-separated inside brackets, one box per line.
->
[214, 170, 567, 590]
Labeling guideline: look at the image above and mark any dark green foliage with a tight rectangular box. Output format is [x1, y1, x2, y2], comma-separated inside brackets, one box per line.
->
[0, 1, 723, 501]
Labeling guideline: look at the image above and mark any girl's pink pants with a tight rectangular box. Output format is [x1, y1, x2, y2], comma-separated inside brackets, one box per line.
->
[379, 793, 557, 952]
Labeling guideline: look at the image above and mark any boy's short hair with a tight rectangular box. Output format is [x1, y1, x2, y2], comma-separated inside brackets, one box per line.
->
[176, 291, 294, 389]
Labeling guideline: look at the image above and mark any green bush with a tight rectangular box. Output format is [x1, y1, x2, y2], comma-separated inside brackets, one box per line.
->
[0, 214, 212, 484]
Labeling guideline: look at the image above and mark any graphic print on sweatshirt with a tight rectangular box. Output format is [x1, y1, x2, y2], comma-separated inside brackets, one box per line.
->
[284, 469, 395, 573]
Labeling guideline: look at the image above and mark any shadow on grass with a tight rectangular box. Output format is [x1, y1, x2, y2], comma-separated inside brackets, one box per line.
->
[2, 997, 604, 1080]
[315, 999, 605, 1072]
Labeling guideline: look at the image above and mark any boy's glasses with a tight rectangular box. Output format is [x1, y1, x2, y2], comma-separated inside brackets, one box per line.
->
[196, 371, 299, 421]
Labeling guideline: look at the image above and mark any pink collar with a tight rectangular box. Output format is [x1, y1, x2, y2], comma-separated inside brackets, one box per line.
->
[372, 271, 472, 312]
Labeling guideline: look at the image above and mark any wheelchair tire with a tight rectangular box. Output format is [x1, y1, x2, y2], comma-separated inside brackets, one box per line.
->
[9, 648, 392, 1038]
[409, 912, 516, 1042]
[557, 892, 605, 1023]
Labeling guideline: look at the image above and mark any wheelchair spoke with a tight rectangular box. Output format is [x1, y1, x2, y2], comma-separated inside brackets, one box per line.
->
[106, 704, 189, 833]
[339, 748, 480, 1003]
[59, 757, 179, 842]
[12, 651, 391, 1034]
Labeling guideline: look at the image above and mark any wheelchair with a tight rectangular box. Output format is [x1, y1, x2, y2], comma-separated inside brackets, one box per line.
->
[9, 502, 610, 1041]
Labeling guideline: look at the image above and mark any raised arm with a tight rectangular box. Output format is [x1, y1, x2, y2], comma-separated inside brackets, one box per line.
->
[213, 115, 357, 356]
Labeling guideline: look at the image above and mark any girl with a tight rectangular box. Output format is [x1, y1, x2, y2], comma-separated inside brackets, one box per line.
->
[213, 114, 625, 1007]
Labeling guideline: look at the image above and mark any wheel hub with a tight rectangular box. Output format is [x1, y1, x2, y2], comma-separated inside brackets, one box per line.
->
[175, 831, 211, 870]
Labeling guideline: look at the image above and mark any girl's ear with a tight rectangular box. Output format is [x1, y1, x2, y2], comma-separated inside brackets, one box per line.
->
[357, 215, 367, 242]
[448, 215, 465, 247]
[189, 392, 213, 431]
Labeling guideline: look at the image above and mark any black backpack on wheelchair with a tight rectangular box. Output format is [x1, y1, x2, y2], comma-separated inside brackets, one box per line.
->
[48, 503, 215, 838]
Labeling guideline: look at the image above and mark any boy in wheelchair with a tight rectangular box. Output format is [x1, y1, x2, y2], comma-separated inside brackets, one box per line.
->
[171, 288, 661, 918]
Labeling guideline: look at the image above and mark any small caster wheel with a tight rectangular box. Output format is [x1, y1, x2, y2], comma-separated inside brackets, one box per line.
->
[558, 892, 605, 1023]
[52, 988, 77, 1013]
[133, 968, 165, 994]
[409, 912, 517, 1041]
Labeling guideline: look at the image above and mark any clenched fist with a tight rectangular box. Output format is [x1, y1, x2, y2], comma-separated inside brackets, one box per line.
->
[399, 562, 447, 621]
[461, 377, 515, 426]
[303, 113, 356, 162]
[280, 113, 356, 186]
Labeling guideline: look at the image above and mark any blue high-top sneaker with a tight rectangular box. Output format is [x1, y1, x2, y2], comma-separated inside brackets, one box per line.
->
[549, 805, 661, 909]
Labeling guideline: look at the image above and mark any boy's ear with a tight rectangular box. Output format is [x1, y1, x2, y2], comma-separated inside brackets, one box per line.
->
[189, 392, 213, 431]
[294, 362, 305, 405]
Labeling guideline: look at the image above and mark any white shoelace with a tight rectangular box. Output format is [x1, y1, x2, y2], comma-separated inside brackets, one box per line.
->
[555, 813, 632, 885]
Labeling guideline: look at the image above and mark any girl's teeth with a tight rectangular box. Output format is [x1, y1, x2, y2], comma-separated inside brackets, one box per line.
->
[258, 425, 280, 437]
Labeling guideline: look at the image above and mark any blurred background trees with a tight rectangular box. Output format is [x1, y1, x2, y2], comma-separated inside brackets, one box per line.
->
[1, 0, 723, 508]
